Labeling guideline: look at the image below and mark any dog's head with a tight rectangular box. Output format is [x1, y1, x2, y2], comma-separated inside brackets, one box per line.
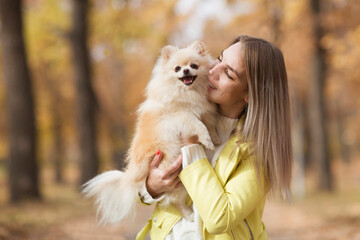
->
[160, 41, 210, 87]
[146, 41, 213, 102]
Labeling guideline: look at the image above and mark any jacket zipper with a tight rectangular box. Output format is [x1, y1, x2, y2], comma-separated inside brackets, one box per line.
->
[230, 230, 235, 239]
[244, 219, 255, 240]
[230, 219, 254, 240]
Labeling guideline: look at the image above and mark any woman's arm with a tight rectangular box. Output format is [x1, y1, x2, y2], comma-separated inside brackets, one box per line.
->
[179, 145, 266, 234]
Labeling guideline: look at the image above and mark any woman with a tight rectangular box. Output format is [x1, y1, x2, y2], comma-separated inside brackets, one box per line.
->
[137, 35, 292, 240]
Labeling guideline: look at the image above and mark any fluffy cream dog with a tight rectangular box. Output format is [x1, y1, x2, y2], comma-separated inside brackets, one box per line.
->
[83, 41, 218, 224]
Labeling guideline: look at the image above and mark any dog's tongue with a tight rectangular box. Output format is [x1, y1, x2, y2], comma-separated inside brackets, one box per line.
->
[184, 76, 192, 84]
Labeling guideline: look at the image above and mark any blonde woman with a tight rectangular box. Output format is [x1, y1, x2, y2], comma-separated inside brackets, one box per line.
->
[137, 35, 293, 240]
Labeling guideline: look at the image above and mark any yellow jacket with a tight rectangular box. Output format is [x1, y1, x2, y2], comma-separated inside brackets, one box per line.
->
[137, 132, 268, 240]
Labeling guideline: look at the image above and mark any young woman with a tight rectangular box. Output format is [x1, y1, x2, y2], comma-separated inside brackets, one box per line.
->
[137, 35, 293, 240]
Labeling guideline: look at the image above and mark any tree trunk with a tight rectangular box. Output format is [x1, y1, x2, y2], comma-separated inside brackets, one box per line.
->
[40, 63, 65, 183]
[48, 74, 65, 183]
[334, 101, 350, 164]
[263, 0, 284, 45]
[291, 93, 306, 199]
[53, 106, 64, 183]
[70, 0, 99, 185]
[308, 0, 333, 191]
[0, 0, 40, 201]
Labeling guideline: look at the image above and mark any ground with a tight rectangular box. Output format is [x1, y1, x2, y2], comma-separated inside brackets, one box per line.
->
[0, 160, 359, 240]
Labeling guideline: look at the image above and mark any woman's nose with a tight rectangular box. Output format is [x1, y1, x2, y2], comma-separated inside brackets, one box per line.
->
[209, 62, 220, 79]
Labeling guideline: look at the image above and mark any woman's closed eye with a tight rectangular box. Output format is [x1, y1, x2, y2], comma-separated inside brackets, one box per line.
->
[217, 57, 234, 80]
[225, 69, 234, 80]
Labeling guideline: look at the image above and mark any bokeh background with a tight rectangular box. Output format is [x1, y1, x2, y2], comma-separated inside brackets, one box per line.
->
[0, 0, 359, 239]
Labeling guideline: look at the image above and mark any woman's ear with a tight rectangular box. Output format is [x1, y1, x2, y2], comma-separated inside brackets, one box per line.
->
[244, 95, 248, 103]
[190, 41, 207, 55]
[161, 45, 178, 62]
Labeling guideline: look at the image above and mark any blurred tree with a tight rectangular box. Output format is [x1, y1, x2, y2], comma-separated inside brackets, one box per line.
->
[0, 0, 40, 201]
[323, 1, 360, 164]
[51, 83, 65, 183]
[70, 0, 99, 185]
[308, 0, 333, 191]
[24, 0, 74, 183]
[262, 0, 284, 45]
[41, 65, 65, 183]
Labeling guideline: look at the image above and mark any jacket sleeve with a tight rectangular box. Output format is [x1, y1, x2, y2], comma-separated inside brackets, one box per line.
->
[179, 156, 266, 234]
[138, 180, 164, 205]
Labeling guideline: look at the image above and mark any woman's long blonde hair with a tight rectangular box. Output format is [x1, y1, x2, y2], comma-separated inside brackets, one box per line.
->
[234, 35, 292, 199]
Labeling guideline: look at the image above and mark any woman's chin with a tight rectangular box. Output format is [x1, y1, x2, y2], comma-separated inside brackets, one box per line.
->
[207, 95, 219, 105]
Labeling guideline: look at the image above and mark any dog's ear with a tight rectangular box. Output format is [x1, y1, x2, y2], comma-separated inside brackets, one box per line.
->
[190, 41, 207, 56]
[161, 45, 178, 62]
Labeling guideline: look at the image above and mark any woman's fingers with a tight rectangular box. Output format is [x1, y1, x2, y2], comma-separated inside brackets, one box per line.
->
[173, 174, 184, 189]
[175, 178, 183, 188]
[169, 166, 182, 181]
[165, 166, 181, 184]
[164, 155, 183, 177]
[147, 152, 183, 194]
[150, 150, 162, 169]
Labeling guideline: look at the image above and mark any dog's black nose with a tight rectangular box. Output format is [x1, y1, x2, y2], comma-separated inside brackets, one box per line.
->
[183, 69, 190, 75]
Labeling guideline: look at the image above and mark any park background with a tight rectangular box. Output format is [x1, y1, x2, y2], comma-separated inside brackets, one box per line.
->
[0, 0, 359, 239]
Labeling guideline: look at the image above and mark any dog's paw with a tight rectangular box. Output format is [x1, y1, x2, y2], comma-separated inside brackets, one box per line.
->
[199, 135, 215, 150]
[184, 212, 194, 222]
[181, 207, 194, 222]
[211, 133, 221, 146]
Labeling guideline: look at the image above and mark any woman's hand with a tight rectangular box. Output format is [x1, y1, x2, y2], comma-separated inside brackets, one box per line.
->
[146, 151, 183, 198]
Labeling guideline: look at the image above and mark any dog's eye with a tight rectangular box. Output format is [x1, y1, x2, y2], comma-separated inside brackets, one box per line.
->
[175, 66, 181, 72]
[190, 64, 199, 69]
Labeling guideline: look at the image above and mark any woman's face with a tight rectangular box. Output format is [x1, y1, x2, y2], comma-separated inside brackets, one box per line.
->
[208, 42, 248, 118]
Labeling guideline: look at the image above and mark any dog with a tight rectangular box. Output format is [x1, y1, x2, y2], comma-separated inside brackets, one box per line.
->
[83, 41, 218, 224]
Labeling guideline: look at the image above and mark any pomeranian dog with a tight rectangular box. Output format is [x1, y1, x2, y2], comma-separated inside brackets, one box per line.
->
[83, 41, 218, 224]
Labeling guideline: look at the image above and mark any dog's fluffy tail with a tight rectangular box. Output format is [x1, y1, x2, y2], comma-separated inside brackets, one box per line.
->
[82, 170, 139, 224]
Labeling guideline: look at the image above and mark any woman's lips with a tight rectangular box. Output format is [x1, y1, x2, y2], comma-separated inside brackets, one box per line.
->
[208, 82, 216, 90]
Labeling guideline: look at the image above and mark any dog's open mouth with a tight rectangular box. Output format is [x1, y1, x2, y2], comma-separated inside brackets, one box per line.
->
[179, 75, 197, 85]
